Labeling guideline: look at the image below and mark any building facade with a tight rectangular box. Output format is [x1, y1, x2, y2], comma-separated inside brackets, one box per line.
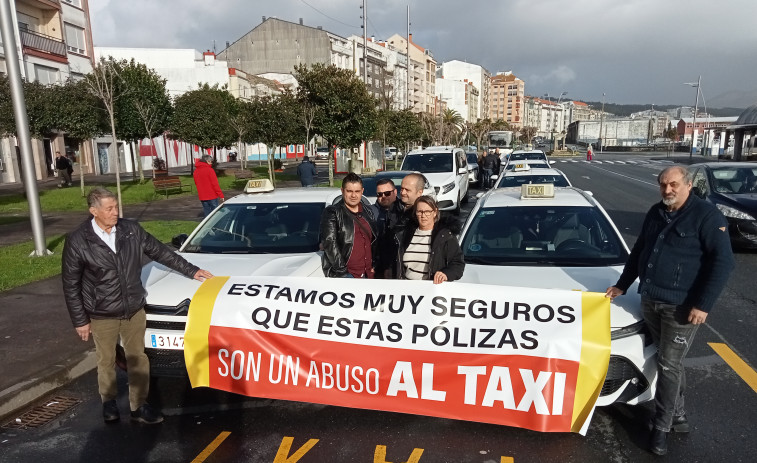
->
[488, 72, 524, 128]
[435, 77, 479, 122]
[437, 60, 490, 120]
[0, 0, 95, 184]
[386, 34, 436, 114]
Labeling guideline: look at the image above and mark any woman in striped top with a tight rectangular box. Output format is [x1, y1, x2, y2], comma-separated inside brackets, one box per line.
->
[396, 196, 465, 283]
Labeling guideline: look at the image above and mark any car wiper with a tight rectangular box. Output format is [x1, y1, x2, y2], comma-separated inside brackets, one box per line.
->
[463, 257, 501, 265]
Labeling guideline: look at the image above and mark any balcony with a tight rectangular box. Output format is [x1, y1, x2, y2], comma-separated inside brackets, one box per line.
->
[20, 29, 67, 58]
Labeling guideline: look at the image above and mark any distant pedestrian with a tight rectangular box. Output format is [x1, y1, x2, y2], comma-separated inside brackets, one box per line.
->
[587, 144, 594, 161]
[482, 150, 500, 188]
[193, 155, 224, 217]
[297, 155, 318, 187]
[605, 166, 734, 456]
[55, 151, 73, 187]
[62, 188, 214, 425]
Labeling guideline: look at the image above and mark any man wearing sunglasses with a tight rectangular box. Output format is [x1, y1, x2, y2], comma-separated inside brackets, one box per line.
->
[374, 178, 403, 278]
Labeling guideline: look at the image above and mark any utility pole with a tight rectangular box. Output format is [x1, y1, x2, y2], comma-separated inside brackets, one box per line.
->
[361, 0, 367, 85]
[687, 75, 701, 161]
[406, 5, 411, 111]
[599, 92, 606, 153]
[0, 0, 49, 256]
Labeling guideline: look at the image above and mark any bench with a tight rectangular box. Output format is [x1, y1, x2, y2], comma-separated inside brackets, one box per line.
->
[153, 176, 192, 198]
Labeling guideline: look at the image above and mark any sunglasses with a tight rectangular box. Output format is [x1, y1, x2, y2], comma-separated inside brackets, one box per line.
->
[376, 191, 394, 197]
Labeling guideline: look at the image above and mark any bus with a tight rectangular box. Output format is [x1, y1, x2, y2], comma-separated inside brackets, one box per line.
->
[487, 131, 514, 155]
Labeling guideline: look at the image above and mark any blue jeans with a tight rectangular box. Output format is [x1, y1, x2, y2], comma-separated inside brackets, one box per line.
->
[482, 168, 494, 189]
[201, 198, 219, 217]
[642, 298, 699, 432]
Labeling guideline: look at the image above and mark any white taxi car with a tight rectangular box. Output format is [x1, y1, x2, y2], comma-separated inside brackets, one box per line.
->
[141, 179, 339, 376]
[458, 185, 656, 406]
[400, 146, 469, 214]
[494, 164, 572, 188]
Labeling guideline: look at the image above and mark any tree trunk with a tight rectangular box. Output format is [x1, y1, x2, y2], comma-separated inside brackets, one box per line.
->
[129, 141, 137, 182]
[267, 145, 276, 186]
[108, 110, 123, 218]
[328, 141, 334, 187]
[79, 140, 86, 197]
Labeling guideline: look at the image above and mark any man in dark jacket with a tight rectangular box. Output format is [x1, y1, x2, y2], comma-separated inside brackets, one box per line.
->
[193, 155, 224, 217]
[320, 173, 377, 278]
[374, 178, 404, 278]
[296, 155, 318, 187]
[55, 151, 73, 187]
[62, 188, 213, 425]
[606, 166, 734, 456]
[482, 150, 500, 188]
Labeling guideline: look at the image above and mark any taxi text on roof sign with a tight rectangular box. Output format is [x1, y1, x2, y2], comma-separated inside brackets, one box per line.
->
[521, 183, 555, 199]
[513, 163, 530, 172]
[245, 178, 275, 194]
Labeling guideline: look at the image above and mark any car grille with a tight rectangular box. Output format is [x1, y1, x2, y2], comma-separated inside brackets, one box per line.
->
[146, 348, 188, 377]
[146, 320, 186, 331]
[600, 355, 648, 399]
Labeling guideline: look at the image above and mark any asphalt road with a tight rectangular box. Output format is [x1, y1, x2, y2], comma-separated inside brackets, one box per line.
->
[2, 154, 755, 462]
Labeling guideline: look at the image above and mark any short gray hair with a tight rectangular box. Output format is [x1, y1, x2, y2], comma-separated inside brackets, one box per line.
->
[202, 154, 214, 164]
[657, 165, 692, 184]
[87, 187, 117, 208]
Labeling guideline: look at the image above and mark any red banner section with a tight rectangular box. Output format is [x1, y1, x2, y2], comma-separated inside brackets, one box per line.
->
[207, 327, 580, 433]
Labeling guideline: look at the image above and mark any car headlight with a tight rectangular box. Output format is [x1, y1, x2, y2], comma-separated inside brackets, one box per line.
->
[716, 203, 755, 220]
[610, 320, 646, 340]
[442, 182, 455, 194]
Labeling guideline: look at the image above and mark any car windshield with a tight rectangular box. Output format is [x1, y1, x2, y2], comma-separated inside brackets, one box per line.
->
[401, 153, 453, 173]
[506, 162, 549, 170]
[362, 176, 404, 197]
[710, 167, 757, 194]
[183, 203, 324, 254]
[467, 153, 479, 164]
[510, 153, 545, 161]
[497, 175, 570, 188]
[461, 205, 628, 266]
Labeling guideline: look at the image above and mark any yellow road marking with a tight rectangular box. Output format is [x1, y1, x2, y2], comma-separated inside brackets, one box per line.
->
[709, 343, 757, 393]
[501, 457, 514, 463]
[191, 431, 231, 463]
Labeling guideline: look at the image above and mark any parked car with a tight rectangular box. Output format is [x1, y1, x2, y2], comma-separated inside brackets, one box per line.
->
[400, 146, 470, 214]
[315, 147, 330, 160]
[494, 166, 572, 188]
[458, 185, 657, 406]
[361, 170, 436, 201]
[384, 147, 402, 161]
[689, 162, 757, 248]
[466, 152, 480, 186]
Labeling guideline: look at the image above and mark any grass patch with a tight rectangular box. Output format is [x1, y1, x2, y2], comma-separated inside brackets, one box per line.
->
[0, 220, 198, 292]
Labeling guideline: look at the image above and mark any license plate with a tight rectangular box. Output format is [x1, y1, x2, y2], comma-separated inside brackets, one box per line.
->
[145, 330, 184, 350]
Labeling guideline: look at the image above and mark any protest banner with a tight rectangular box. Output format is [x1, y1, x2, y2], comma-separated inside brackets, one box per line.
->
[184, 276, 610, 433]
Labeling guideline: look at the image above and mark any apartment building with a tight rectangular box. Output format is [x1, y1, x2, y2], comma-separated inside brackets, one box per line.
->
[386, 34, 436, 114]
[435, 77, 479, 123]
[0, 0, 95, 184]
[489, 72, 524, 128]
[437, 60, 490, 121]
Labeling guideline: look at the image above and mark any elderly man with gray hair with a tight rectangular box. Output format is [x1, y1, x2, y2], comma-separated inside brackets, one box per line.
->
[193, 154, 224, 217]
[62, 188, 214, 425]
[606, 165, 734, 455]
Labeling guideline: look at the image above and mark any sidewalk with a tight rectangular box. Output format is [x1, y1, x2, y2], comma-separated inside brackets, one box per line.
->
[0, 165, 308, 422]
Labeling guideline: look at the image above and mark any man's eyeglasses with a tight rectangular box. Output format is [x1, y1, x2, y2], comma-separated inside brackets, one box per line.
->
[376, 191, 394, 198]
[416, 210, 435, 217]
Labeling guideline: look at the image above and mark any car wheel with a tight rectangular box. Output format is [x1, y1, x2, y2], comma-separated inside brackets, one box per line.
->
[461, 190, 469, 204]
[454, 193, 462, 215]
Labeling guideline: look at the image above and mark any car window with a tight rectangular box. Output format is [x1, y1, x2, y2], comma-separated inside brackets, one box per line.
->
[184, 203, 324, 254]
[710, 167, 757, 194]
[692, 169, 708, 196]
[467, 153, 479, 164]
[497, 175, 570, 188]
[461, 205, 628, 266]
[401, 153, 453, 173]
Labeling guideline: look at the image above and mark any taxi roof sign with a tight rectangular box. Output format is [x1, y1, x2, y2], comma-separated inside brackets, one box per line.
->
[513, 163, 530, 172]
[521, 183, 555, 199]
[244, 178, 275, 194]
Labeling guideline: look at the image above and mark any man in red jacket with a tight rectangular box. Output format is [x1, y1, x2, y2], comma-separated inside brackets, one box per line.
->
[193, 155, 224, 217]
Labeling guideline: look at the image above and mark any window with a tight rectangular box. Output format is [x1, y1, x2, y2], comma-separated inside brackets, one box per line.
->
[64, 23, 86, 55]
[63, 0, 83, 7]
[35, 64, 59, 85]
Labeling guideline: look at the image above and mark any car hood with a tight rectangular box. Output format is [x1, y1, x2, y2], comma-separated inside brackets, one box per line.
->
[141, 252, 324, 306]
[458, 264, 641, 329]
[718, 192, 757, 213]
[424, 172, 456, 187]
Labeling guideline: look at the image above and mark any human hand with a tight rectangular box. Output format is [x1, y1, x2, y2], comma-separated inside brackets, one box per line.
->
[688, 308, 708, 325]
[194, 269, 214, 281]
[75, 324, 91, 342]
[605, 286, 623, 300]
[433, 271, 448, 284]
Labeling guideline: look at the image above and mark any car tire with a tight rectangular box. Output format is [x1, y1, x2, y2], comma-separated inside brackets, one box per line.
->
[454, 193, 462, 215]
[461, 190, 469, 204]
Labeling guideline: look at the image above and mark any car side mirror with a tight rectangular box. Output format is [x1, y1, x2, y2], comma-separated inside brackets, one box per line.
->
[171, 234, 188, 248]
[491, 174, 499, 181]
[458, 167, 467, 175]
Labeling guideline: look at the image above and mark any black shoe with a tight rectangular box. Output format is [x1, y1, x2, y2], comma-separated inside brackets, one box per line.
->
[649, 428, 668, 456]
[130, 404, 164, 424]
[102, 400, 120, 423]
[672, 414, 689, 433]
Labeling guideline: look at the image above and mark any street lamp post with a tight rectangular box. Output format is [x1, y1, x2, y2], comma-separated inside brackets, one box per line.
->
[599, 92, 606, 153]
[684, 76, 701, 160]
[555, 91, 567, 149]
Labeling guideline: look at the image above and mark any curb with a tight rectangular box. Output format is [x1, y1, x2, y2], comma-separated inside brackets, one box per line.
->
[0, 348, 97, 423]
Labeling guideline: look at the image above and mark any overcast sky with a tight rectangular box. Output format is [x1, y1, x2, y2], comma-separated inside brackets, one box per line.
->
[90, 0, 757, 108]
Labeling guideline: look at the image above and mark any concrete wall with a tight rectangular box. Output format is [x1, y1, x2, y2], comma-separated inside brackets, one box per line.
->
[575, 119, 652, 146]
[218, 19, 332, 76]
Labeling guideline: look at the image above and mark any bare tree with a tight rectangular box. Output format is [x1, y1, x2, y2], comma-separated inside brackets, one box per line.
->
[85, 58, 125, 216]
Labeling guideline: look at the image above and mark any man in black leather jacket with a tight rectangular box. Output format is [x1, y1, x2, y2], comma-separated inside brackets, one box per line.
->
[320, 173, 377, 278]
[62, 188, 213, 425]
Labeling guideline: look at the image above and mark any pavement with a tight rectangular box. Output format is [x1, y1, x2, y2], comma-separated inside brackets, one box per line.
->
[0, 152, 732, 422]
[0, 162, 305, 422]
